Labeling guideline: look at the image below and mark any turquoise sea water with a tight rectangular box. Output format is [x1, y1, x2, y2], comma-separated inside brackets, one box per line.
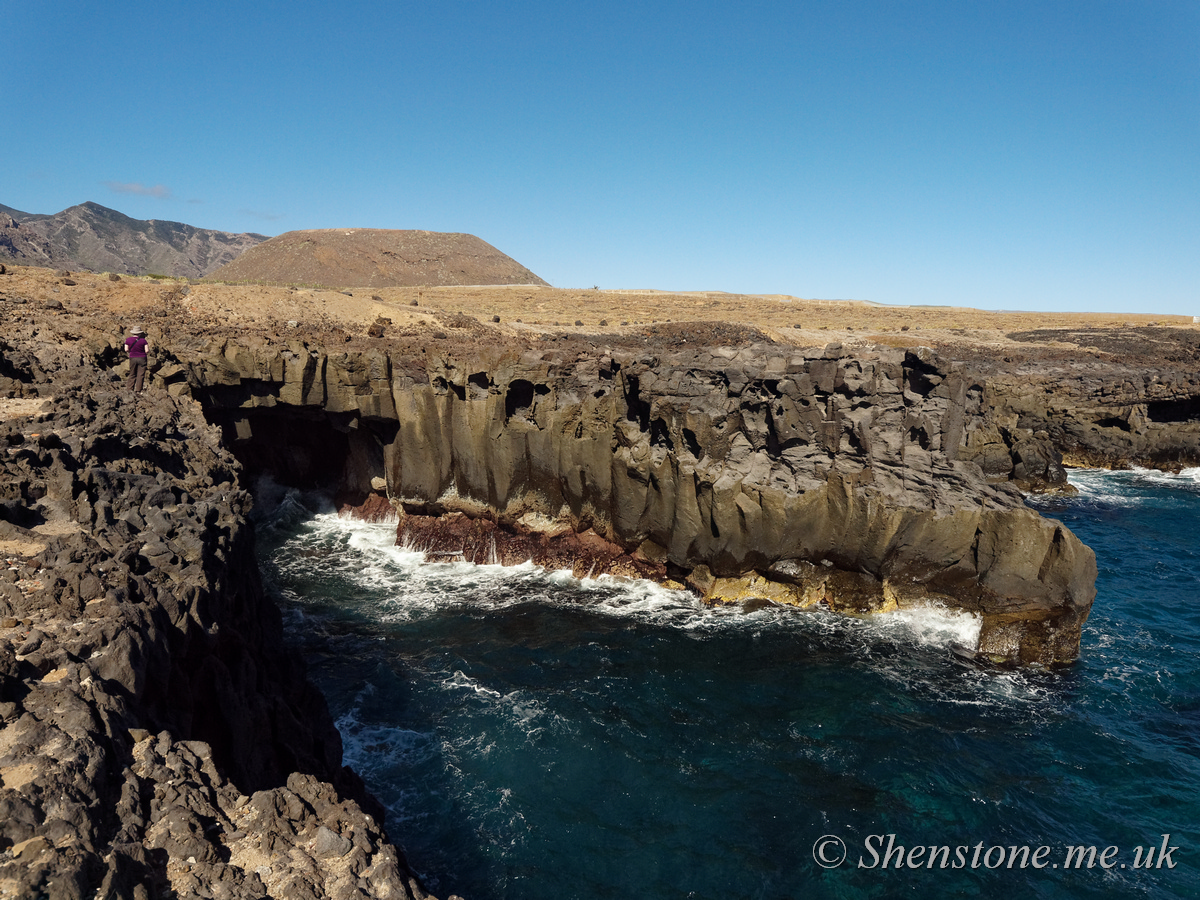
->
[256, 468, 1200, 900]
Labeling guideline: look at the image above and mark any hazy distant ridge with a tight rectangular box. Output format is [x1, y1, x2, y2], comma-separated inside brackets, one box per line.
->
[0, 201, 268, 278]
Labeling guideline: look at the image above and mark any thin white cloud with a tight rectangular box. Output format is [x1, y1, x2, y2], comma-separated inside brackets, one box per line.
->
[239, 209, 285, 222]
[105, 181, 172, 199]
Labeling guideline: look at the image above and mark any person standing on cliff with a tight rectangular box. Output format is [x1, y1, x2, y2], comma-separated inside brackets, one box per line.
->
[124, 326, 150, 393]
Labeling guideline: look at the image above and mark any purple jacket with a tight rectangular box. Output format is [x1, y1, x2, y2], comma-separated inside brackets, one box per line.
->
[125, 335, 148, 359]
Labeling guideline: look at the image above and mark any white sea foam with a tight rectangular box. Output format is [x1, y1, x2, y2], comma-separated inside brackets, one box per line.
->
[444, 669, 505, 700]
[1131, 464, 1200, 479]
[1066, 465, 1200, 505]
[335, 688, 438, 775]
[1066, 468, 1141, 505]
[272, 510, 990, 663]
[438, 668, 573, 744]
[863, 604, 982, 650]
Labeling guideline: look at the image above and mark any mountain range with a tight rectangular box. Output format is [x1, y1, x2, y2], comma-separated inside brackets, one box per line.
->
[0, 201, 268, 278]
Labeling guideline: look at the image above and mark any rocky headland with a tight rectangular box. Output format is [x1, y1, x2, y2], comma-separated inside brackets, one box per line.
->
[186, 331, 1095, 667]
[3, 263, 1200, 895]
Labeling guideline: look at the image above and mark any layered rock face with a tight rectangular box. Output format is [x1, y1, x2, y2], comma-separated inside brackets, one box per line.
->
[900, 327, 1200, 473]
[0, 374, 436, 897]
[180, 331, 1096, 667]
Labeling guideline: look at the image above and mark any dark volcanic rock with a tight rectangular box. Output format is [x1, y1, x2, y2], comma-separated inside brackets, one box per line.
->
[0, 368, 435, 897]
[975, 328, 1200, 470]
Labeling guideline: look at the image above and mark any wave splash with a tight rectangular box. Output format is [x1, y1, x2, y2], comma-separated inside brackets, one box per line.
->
[266, 500, 982, 654]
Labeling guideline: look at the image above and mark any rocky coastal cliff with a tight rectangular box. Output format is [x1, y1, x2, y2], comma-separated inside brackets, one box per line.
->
[11, 264, 1200, 894]
[175, 327, 1094, 668]
[0, 340, 438, 895]
[976, 327, 1200, 470]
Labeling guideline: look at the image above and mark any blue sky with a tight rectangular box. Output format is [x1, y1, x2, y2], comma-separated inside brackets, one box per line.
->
[8, 1, 1198, 313]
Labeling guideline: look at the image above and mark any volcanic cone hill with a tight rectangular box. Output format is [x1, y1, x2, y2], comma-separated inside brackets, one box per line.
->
[206, 228, 549, 289]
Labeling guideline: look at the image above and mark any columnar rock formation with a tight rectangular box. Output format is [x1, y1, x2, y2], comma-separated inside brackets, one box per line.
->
[176, 329, 1096, 668]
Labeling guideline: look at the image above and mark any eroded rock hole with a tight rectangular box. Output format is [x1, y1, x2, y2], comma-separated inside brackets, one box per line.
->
[904, 352, 943, 396]
[624, 375, 651, 431]
[468, 372, 491, 400]
[1147, 397, 1200, 423]
[650, 417, 673, 450]
[505, 379, 536, 419]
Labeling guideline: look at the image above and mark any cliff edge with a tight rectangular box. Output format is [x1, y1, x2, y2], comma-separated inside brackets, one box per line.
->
[180, 330, 1095, 668]
[0, 353, 438, 896]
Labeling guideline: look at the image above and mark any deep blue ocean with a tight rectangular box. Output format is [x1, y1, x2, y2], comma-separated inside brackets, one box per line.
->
[255, 468, 1200, 900]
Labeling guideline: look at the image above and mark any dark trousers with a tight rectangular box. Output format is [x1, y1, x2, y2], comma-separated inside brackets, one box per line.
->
[127, 357, 147, 392]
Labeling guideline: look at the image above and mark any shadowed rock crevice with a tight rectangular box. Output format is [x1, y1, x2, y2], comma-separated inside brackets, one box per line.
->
[1146, 396, 1200, 424]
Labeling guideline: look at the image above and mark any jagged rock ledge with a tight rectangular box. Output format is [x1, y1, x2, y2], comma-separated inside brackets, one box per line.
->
[0, 379, 439, 898]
